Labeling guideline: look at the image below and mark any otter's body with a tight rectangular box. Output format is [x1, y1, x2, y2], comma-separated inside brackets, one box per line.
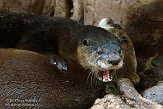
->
[0, 12, 126, 83]
[0, 49, 105, 109]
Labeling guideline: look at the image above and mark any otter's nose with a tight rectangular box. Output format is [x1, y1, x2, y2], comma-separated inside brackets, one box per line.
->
[108, 54, 121, 65]
[97, 53, 121, 66]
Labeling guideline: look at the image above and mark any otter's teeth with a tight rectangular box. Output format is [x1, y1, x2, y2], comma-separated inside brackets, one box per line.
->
[102, 70, 112, 82]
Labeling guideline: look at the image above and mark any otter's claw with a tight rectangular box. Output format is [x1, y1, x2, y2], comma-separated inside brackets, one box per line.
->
[50, 57, 68, 71]
[55, 61, 67, 71]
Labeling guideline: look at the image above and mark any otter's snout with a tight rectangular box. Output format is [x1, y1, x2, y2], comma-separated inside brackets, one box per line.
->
[96, 53, 122, 69]
[108, 53, 121, 65]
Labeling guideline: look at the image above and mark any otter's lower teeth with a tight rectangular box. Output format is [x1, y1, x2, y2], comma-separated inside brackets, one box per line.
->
[102, 70, 112, 82]
[103, 77, 112, 82]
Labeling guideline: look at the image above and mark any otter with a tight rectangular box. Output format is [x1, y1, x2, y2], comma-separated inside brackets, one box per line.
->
[0, 49, 105, 109]
[0, 12, 125, 82]
[98, 18, 140, 84]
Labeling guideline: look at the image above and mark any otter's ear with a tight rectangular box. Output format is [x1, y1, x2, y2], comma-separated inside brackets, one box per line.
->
[98, 18, 113, 26]
[98, 18, 114, 31]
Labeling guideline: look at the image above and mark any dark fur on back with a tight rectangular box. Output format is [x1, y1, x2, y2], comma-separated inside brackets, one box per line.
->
[0, 12, 82, 49]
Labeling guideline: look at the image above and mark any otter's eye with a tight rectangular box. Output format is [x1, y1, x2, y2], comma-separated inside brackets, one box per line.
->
[97, 48, 105, 54]
[97, 50, 104, 54]
[82, 39, 89, 47]
[121, 36, 128, 44]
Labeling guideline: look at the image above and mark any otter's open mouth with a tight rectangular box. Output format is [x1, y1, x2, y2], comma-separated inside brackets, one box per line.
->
[99, 69, 116, 82]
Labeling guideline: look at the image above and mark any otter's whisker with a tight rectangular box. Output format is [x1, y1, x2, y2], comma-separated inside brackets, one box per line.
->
[93, 72, 96, 84]
[90, 71, 95, 87]
[95, 75, 98, 85]
[94, 75, 98, 85]
[87, 71, 92, 83]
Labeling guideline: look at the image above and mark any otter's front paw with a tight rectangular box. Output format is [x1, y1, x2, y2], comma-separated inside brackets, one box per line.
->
[129, 73, 140, 85]
[50, 57, 67, 71]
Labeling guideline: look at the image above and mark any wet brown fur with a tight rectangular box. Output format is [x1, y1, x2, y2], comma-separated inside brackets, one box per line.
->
[0, 49, 105, 109]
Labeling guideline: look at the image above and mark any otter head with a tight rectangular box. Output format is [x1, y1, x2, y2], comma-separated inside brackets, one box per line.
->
[76, 26, 125, 82]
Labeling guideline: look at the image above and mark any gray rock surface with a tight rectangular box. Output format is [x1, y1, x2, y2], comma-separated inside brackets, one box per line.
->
[143, 82, 163, 105]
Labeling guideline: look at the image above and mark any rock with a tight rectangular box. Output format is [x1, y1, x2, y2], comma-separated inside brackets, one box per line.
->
[0, 0, 83, 21]
[0, 0, 55, 16]
[91, 78, 163, 109]
[116, 78, 163, 109]
[91, 94, 134, 109]
[143, 82, 163, 105]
